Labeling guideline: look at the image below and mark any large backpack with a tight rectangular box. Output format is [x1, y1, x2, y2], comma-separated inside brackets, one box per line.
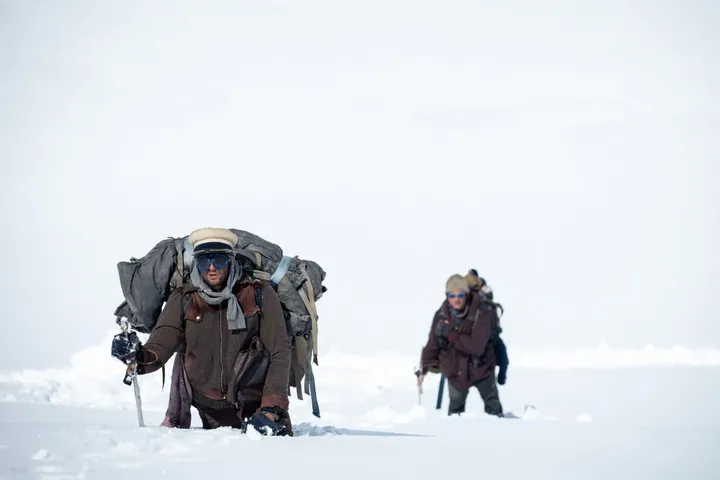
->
[112, 229, 326, 417]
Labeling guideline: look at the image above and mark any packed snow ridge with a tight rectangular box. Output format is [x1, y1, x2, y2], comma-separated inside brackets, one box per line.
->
[0, 331, 718, 411]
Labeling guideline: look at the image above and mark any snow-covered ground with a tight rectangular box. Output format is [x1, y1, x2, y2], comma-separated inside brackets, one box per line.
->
[2, 0, 718, 478]
[0, 333, 718, 479]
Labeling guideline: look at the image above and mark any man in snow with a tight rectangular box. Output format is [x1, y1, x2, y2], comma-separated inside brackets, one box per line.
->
[417, 274, 504, 417]
[465, 269, 509, 385]
[111, 227, 293, 435]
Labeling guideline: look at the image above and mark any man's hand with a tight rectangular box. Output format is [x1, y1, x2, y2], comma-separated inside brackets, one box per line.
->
[111, 331, 141, 364]
[498, 368, 507, 386]
[244, 409, 286, 436]
[414, 366, 428, 388]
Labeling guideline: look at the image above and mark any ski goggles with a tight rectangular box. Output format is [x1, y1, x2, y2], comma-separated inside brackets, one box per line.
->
[447, 293, 466, 299]
[196, 253, 232, 272]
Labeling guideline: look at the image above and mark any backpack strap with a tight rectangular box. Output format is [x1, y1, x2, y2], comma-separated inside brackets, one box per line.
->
[296, 262, 321, 418]
[172, 237, 186, 283]
[255, 285, 263, 310]
[297, 262, 319, 365]
[182, 291, 191, 322]
[177, 253, 184, 279]
[270, 255, 293, 287]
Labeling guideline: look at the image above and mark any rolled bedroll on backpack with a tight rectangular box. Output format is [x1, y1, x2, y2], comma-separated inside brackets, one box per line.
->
[112, 228, 327, 411]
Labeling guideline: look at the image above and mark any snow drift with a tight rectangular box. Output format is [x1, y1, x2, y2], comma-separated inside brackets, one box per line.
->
[0, 331, 718, 413]
[1, 334, 719, 479]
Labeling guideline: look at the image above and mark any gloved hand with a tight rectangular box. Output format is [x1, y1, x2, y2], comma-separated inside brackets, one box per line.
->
[243, 408, 287, 436]
[497, 368, 507, 386]
[415, 368, 425, 388]
[111, 331, 141, 364]
[434, 319, 453, 347]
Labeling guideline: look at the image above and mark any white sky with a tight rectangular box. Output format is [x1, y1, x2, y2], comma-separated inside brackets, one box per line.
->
[1, 0, 718, 369]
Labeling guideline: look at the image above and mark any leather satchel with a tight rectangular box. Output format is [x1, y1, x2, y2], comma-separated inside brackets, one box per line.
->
[227, 336, 269, 409]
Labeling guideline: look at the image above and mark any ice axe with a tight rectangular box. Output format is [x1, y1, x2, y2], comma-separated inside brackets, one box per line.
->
[116, 318, 146, 428]
[413, 366, 423, 405]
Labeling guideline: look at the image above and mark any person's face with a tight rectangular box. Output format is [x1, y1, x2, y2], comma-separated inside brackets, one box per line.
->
[447, 290, 467, 310]
[196, 253, 231, 290]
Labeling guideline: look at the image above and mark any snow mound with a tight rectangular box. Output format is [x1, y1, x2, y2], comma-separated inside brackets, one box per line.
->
[31, 449, 50, 460]
[293, 423, 344, 436]
[576, 413, 593, 423]
[0, 331, 718, 414]
[0, 331, 170, 411]
[509, 343, 720, 368]
[321, 341, 720, 373]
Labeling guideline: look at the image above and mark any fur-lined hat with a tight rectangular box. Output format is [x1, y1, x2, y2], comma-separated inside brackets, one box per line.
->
[445, 274, 469, 294]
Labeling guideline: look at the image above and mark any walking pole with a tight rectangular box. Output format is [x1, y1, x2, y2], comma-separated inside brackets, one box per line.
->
[414, 366, 423, 405]
[435, 374, 445, 410]
[118, 318, 145, 427]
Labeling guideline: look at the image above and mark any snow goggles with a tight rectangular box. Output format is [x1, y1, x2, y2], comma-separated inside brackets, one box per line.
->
[196, 253, 232, 272]
[447, 293, 466, 299]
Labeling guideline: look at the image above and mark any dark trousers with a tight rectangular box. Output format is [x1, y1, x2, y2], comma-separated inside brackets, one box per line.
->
[194, 400, 294, 435]
[194, 401, 261, 430]
[447, 374, 503, 417]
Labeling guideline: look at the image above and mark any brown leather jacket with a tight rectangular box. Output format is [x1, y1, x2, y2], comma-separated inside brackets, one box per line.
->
[420, 292, 498, 389]
[136, 277, 291, 410]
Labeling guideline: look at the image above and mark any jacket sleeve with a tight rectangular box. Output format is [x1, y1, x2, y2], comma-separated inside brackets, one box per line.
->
[136, 289, 186, 374]
[448, 311, 491, 357]
[420, 309, 442, 370]
[258, 285, 291, 410]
